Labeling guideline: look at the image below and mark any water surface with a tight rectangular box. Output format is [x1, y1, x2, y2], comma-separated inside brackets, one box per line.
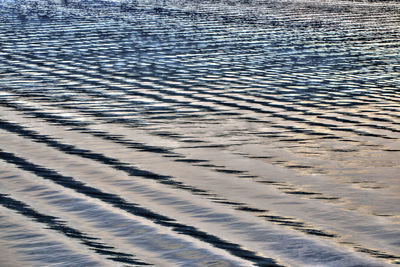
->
[0, 0, 400, 266]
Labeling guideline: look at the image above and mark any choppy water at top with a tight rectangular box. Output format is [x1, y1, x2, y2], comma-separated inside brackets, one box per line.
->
[0, 0, 399, 266]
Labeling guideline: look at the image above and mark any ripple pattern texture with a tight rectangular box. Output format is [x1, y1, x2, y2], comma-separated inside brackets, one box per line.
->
[0, 0, 400, 266]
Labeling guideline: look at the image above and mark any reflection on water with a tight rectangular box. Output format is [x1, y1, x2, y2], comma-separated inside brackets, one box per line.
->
[0, 0, 399, 266]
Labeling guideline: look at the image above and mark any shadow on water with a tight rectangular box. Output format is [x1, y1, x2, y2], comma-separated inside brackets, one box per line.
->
[0, 149, 281, 266]
[0, 194, 149, 265]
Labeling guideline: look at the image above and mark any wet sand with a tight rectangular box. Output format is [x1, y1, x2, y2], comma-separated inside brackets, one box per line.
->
[0, 0, 400, 266]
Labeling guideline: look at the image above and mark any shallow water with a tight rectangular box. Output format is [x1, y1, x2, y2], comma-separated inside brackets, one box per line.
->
[0, 0, 399, 266]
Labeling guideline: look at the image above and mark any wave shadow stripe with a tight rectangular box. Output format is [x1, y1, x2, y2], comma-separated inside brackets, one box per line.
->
[0, 193, 149, 265]
[0, 118, 209, 195]
[0, 149, 281, 267]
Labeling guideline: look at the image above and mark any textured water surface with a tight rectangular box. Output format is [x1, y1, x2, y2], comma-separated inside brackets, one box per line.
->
[0, 0, 400, 266]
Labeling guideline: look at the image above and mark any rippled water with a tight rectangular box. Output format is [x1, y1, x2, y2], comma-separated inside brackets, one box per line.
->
[0, 0, 399, 266]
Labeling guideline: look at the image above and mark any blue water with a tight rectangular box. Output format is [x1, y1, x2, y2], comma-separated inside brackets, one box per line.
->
[0, 0, 400, 266]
